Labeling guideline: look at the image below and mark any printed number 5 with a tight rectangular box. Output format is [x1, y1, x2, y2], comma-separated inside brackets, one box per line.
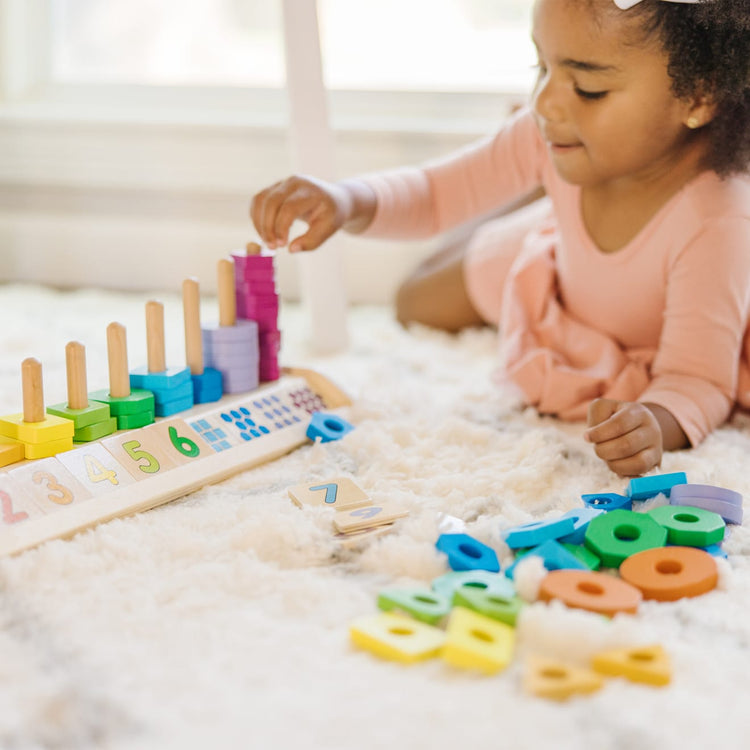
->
[122, 440, 160, 474]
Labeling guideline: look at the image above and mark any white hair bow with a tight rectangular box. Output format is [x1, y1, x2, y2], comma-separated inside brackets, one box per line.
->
[614, 0, 702, 8]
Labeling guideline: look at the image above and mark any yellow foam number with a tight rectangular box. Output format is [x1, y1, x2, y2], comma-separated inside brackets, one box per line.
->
[121, 440, 160, 474]
[83, 454, 119, 487]
[32, 470, 73, 505]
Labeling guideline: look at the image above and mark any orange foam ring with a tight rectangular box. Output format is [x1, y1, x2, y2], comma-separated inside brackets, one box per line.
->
[619, 546, 718, 601]
[538, 569, 642, 616]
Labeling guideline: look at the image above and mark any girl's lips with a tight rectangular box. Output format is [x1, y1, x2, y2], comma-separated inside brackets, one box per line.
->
[549, 141, 583, 152]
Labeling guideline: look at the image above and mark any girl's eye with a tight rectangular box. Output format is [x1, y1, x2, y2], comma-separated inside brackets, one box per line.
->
[575, 87, 608, 101]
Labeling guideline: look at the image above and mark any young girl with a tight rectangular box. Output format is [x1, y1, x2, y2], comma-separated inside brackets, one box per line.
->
[250, 0, 750, 477]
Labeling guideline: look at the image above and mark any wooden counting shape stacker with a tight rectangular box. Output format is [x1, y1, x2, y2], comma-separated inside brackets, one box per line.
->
[202, 258, 259, 394]
[0, 368, 351, 557]
[0, 358, 75, 460]
[130, 300, 194, 417]
[48, 342, 117, 442]
[183, 277, 223, 404]
[89, 322, 155, 430]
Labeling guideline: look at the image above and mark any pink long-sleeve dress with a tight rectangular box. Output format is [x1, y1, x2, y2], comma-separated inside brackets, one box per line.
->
[361, 108, 750, 446]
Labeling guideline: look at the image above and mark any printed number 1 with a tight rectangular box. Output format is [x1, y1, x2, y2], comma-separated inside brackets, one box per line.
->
[310, 483, 338, 504]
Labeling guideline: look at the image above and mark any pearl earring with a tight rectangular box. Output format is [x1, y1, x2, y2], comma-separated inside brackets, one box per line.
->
[686, 116, 701, 129]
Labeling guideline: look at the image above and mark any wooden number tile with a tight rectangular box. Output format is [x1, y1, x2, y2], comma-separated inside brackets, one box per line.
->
[0, 473, 45, 527]
[139, 419, 213, 466]
[9, 457, 93, 515]
[288, 476, 371, 510]
[102, 429, 177, 481]
[55, 443, 135, 497]
[333, 503, 409, 534]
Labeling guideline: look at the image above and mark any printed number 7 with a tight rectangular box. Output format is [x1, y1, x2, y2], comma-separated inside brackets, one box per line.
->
[310, 483, 338, 504]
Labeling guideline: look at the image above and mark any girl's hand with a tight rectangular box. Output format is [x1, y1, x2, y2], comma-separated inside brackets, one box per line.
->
[584, 398, 663, 477]
[250, 175, 375, 253]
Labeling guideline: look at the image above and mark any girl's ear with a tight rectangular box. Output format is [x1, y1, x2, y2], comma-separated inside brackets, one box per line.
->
[684, 93, 717, 130]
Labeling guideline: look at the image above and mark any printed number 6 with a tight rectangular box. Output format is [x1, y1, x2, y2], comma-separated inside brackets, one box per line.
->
[122, 440, 160, 474]
[168, 426, 200, 458]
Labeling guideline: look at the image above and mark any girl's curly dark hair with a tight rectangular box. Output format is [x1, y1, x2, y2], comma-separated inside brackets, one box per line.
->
[626, 0, 750, 177]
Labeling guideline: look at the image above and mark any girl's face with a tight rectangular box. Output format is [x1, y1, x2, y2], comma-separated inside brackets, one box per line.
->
[531, 0, 702, 189]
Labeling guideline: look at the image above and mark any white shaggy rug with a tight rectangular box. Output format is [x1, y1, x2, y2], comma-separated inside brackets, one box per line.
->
[1, 282, 749, 750]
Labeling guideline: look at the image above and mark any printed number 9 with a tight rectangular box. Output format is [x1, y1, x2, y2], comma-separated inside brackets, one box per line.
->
[168, 426, 200, 458]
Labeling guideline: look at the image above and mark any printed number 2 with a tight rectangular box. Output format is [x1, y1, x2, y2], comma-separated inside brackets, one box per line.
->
[310, 483, 338, 504]
[1, 489, 29, 524]
[122, 440, 160, 474]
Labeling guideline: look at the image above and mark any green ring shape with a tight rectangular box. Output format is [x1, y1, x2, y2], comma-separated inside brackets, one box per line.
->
[584, 509, 668, 568]
[647, 504, 725, 547]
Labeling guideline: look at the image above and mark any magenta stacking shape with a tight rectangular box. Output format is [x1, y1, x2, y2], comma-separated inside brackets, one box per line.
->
[233, 250, 281, 382]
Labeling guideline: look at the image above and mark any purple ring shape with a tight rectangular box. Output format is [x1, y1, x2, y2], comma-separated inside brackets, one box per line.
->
[670, 495, 743, 525]
[671, 483, 742, 506]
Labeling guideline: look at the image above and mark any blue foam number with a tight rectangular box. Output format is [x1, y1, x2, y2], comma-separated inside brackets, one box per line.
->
[310, 483, 339, 505]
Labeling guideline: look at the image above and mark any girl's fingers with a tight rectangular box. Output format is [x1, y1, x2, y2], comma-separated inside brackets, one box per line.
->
[591, 425, 650, 463]
[289, 209, 336, 252]
[584, 404, 642, 445]
[273, 192, 326, 249]
[603, 446, 662, 478]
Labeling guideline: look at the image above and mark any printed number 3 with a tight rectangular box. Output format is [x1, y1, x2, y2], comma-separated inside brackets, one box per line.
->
[122, 440, 160, 474]
[32, 471, 73, 505]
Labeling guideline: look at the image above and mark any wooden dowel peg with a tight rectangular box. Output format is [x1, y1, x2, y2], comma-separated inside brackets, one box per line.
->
[107, 322, 131, 399]
[183, 277, 204, 376]
[245, 242, 262, 255]
[22, 358, 45, 423]
[65, 341, 89, 410]
[218, 258, 236, 328]
[145, 300, 166, 374]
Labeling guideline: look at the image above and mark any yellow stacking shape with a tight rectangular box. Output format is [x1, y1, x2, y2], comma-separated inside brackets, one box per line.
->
[523, 656, 604, 701]
[0, 359, 74, 459]
[349, 612, 446, 664]
[441, 606, 515, 674]
[592, 644, 671, 686]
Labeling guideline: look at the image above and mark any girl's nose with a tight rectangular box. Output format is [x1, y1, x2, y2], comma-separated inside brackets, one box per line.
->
[532, 74, 563, 124]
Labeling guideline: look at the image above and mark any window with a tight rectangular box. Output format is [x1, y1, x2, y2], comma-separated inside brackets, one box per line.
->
[50, 0, 535, 94]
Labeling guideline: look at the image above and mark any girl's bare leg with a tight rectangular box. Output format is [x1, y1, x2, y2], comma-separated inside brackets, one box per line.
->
[395, 239, 484, 332]
[395, 189, 548, 333]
